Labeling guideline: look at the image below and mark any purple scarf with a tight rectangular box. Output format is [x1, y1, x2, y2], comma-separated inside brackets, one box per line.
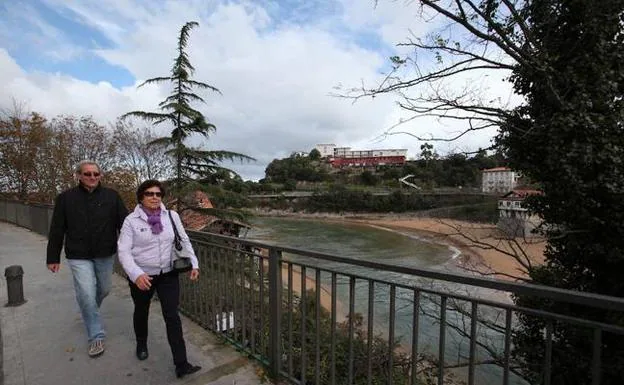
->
[141, 206, 163, 234]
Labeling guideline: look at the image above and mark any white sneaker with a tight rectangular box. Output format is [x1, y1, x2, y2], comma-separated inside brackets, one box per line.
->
[88, 339, 105, 358]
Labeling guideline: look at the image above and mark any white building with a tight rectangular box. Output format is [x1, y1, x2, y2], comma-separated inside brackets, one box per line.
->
[343, 149, 408, 158]
[314, 144, 408, 159]
[314, 144, 336, 158]
[333, 146, 351, 157]
[497, 189, 542, 237]
[313, 144, 408, 167]
[481, 167, 520, 193]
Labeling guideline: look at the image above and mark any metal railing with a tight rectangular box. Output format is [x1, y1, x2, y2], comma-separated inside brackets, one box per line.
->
[2, 199, 624, 385]
[183, 232, 624, 385]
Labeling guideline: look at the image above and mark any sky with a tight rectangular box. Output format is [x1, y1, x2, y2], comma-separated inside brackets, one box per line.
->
[0, 0, 516, 181]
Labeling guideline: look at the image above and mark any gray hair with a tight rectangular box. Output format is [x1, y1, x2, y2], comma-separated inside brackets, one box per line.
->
[75, 160, 101, 175]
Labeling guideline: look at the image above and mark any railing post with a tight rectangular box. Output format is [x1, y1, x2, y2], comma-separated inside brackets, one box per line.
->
[268, 248, 282, 380]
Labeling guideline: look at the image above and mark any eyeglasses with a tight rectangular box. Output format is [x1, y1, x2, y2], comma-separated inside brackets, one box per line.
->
[143, 191, 163, 197]
[82, 172, 100, 177]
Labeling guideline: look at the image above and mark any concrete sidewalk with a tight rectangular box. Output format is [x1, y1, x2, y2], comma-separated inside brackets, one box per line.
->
[0, 222, 262, 385]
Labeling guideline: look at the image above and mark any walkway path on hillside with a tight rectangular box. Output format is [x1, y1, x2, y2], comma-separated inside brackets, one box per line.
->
[0, 222, 262, 385]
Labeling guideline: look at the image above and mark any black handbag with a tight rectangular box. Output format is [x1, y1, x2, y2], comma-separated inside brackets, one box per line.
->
[168, 210, 193, 273]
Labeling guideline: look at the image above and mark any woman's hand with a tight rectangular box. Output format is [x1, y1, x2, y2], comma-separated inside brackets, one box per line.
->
[189, 269, 200, 281]
[135, 274, 152, 291]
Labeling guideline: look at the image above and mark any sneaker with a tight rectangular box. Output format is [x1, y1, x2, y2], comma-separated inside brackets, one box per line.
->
[88, 339, 105, 358]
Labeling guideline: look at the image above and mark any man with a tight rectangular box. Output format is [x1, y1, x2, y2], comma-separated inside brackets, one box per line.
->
[46, 160, 128, 357]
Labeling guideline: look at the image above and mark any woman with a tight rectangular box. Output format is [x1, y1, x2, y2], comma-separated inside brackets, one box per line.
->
[117, 179, 201, 379]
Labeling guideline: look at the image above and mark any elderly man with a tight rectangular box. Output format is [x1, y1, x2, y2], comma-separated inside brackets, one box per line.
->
[46, 160, 128, 357]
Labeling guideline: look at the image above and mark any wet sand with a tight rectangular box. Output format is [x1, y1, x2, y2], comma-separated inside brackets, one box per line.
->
[354, 217, 546, 281]
[281, 264, 348, 320]
[254, 210, 546, 281]
[254, 245, 348, 318]
[254, 213, 546, 319]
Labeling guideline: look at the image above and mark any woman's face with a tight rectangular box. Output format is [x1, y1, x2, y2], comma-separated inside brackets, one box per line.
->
[141, 187, 162, 211]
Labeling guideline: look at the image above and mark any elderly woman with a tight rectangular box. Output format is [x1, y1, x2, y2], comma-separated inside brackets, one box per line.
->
[117, 179, 201, 379]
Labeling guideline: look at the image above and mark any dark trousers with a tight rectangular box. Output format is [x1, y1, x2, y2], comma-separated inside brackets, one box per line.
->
[128, 271, 188, 367]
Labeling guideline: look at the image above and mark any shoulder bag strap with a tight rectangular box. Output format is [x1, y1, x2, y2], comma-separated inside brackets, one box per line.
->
[168, 210, 183, 251]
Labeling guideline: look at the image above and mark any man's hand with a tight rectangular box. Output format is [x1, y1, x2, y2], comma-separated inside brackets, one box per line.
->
[189, 269, 200, 281]
[47, 264, 61, 273]
[135, 274, 152, 291]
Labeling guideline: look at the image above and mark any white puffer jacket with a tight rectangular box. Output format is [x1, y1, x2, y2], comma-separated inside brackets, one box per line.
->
[117, 203, 199, 283]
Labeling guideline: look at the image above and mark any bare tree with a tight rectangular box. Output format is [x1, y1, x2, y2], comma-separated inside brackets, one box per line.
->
[332, 3, 564, 378]
[0, 107, 174, 203]
[111, 119, 174, 187]
[49, 115, 117, 173]
[337, 0, 532, 146]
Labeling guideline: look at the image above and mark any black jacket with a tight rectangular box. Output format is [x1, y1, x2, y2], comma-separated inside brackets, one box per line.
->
[46, 184, 129, 263]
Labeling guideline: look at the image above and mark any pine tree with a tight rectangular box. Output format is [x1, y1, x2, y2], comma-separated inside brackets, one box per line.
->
[122, 21, 254, 199]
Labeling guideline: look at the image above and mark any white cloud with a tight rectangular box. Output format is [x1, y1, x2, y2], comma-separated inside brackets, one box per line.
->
[0, 47, 166, 125]
[0, 0, 512, 180]
[0, 50, 22, 79]
[339, 0, 441, 49]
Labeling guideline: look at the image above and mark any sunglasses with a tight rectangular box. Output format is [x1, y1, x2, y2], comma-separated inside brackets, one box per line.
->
[82, 172, 100, 177]
[143, 191, 163, 197]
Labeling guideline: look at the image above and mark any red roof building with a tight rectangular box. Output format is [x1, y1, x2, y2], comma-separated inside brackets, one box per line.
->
[497, 188, 543, 237]
[168, 190, 250, 237]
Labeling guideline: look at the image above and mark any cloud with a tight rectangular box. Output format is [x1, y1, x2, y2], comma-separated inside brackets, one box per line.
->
[0, 0, 508, 181]
[338, 0, 442, 50]
[0, 50, 22, 79]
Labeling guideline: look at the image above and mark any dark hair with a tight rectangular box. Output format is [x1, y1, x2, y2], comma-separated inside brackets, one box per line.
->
[136, 179, 166, 202]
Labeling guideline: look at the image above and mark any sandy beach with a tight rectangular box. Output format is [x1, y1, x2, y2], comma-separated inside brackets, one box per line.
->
[355, 217, 546, 281]
[254, 209, 546, 281]
[253, 244, 348, 318]
[253, 211, 547, 320]
[280, 263, 348, 320]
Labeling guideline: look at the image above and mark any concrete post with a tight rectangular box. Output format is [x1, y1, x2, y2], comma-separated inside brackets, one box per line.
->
[5, 265, 26, 307]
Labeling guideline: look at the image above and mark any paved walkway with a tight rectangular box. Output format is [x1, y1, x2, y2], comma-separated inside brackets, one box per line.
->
[0, 222, 262, 385]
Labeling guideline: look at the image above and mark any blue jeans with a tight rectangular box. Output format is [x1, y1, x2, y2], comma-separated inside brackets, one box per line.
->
[67, 256, 114, 343]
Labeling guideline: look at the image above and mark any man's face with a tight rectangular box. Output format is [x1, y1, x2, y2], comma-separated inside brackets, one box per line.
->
[78, 164, 101, 190]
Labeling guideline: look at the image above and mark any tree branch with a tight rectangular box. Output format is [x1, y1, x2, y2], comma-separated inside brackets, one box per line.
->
[460, 0, 529, 62]
[369, 59, 505, 95]
[500, 0, 533, 44]
[419, 0, 528, 66]
[397, 38, 515, 70]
